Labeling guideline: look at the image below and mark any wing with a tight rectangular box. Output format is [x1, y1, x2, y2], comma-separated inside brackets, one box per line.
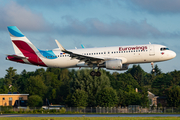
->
[55, 40, 109, 65]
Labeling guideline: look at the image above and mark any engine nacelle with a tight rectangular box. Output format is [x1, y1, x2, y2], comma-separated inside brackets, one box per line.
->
[105, 59, 128, 70]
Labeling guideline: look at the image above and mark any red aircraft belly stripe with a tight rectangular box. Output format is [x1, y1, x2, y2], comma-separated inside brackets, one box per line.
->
[12, 40, 47, 67]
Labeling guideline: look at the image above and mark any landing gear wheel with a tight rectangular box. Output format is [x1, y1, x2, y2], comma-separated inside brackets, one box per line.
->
[90, 71, 96, 76]
[96, 71, 101, 77]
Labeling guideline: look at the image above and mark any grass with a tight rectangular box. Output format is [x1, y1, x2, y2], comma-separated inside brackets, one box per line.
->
[0, 117, 180, 120]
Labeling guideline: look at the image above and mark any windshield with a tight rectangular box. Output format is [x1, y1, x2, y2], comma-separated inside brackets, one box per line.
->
[160, 48, 169, 51]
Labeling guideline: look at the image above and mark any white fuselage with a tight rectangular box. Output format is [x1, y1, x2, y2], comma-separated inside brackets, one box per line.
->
[38, 44, 176, 68]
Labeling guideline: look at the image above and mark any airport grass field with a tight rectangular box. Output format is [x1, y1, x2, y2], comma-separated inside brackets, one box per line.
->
[0, 117, 180, 120]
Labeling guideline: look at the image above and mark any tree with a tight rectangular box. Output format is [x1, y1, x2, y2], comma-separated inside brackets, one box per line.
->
[111, 73, 140, 91]
[0, 78, 4, 89]
[170, 70, 180, 86]
[71, 89, 88, 107]
[167, 86, 180, 107]
[117, 89, 126, 106]
[69, 69, 111, 107]
[126, 65, 145, 86]
[4, 67, 17, 85]
[28, 95, 43, 107]
[124, 85, 142, 106]
[0, 85, 8, 94]
[117, 85, 143, 106]
[34, 68, 45, 77]
[140, 89, 149, 107]
[151, 73, 172, 96]
[97, 87, 118, 107]
[25, 75, 47, 99]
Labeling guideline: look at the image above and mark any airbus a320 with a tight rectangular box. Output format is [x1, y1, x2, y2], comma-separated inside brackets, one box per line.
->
[6, 26, 176, 76]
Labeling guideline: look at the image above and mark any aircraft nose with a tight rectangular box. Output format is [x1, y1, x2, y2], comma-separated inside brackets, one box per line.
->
[171, 51, 176, 58]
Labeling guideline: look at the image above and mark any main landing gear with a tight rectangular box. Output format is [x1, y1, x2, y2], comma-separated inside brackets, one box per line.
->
[90, 71, 101, 77]
[151, 62, 155, 72]
[90, 67, 101, 77]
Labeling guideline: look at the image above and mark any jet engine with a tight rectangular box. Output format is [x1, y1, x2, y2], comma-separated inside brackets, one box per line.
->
[105, 59, 128, 70]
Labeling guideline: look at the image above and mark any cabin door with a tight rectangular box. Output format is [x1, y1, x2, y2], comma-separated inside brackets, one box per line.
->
[149, 45, 155, 56]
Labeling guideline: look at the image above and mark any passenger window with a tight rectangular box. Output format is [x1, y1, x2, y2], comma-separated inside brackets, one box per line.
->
[108, 52, 110, 54]
[104, 52, 106, 54]
[112, 52, 113, 54]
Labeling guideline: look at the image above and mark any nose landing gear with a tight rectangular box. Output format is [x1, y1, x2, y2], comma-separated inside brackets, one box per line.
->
[151, 62, 155, 72]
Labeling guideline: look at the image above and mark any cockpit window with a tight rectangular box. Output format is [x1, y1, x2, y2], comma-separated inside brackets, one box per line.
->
[160, 48, 169, 51]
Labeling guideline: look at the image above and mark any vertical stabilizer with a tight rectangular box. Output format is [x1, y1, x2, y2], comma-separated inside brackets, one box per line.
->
[7, 26, 46, 67]
[7, 26, 38, 55]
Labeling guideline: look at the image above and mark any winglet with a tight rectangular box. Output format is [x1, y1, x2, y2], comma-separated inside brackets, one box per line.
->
[81, 44, 85, 48]
[55, 39, 66, 51]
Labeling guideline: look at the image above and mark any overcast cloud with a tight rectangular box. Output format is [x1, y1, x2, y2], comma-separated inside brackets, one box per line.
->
[56, 16, 180, 38]
[127, 0, 180, 14]
[0, 1, 49, 31]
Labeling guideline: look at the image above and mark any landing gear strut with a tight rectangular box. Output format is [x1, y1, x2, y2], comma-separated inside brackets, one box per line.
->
[151, 62, 155, 72]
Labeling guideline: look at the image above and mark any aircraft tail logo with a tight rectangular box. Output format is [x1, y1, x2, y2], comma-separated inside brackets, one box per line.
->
[7, 26, 46, 66]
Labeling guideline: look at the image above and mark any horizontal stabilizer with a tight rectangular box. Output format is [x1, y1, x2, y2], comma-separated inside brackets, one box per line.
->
[6, 55, 27, 59]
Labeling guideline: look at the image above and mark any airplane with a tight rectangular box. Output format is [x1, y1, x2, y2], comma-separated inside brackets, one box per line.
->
[6, 26, 176, 76]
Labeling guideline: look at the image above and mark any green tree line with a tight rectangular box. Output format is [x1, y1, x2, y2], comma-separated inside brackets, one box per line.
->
[0, 65, 180, 107]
